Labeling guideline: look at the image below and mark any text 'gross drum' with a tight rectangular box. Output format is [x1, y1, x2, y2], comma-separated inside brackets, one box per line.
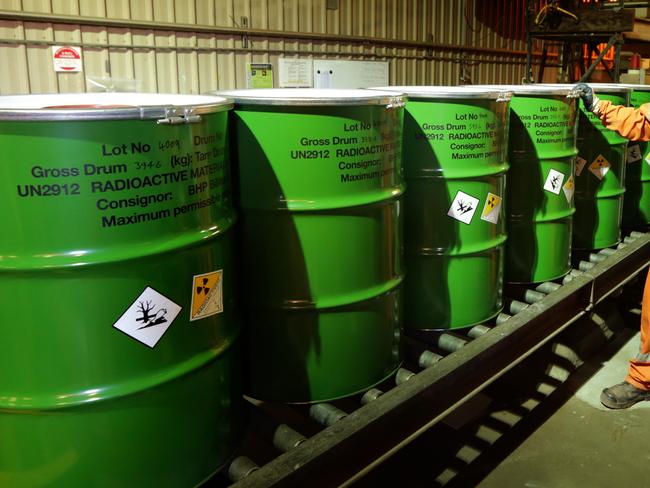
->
[0, 93, 242, 488]
[223, 88, 404, 403]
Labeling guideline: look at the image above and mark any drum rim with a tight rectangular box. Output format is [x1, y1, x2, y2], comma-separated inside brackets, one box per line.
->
[0, 93, 233, 121]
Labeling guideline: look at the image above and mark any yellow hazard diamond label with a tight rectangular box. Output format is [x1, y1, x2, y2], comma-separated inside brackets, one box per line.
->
[190, 270, 223, 321]
[588, 155, 610, 180]
[562, 175, 575, 203]
[480, 193, 502, 224]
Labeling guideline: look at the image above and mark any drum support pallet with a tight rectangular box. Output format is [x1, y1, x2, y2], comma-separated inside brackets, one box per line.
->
[221, 231, 650, 488]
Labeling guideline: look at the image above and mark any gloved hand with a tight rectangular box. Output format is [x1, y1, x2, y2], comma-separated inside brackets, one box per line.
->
[574, 83, 600, 114]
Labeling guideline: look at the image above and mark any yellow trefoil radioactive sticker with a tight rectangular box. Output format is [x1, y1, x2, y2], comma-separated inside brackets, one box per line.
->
[588, 154, 610, 180]
[190, 270, 224, 321]
[562, 175, 574, 203]
[481, 193, 502, 224]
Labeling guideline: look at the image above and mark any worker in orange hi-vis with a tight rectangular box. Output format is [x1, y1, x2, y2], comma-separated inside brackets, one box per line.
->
[575, 82, 650, 409]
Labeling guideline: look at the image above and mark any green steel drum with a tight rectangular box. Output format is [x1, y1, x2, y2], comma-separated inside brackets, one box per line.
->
[0, 94, 242, 487]
[490, 85, 579, 283]
[222, 89, 404, 403]
[374, 86, 509, 330]
[620, 85, 650, 227]
[574, 84, 631, 249]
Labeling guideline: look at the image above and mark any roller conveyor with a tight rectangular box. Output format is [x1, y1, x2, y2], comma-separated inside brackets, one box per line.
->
[210, 231, 650, 488]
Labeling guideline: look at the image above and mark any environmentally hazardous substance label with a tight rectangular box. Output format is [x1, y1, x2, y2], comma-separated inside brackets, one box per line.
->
[562, 175, 575, 203]
[589, 155, 610, 180]
[481, 193, 502, 224]
[543, 169, 565, 195]
[448, 190, 479, 225]
[190, 270, 224, 321]
[628, 144, 642, 163]
[576, 157, 587, 176]
[113, 287, 182, 348]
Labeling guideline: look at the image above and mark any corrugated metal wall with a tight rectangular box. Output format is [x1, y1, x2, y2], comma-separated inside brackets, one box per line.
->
[0, 0, 549, 95]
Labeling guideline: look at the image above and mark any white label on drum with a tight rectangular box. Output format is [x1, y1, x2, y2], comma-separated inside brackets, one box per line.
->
[113, 287, 182, 348]
[628, 144, 642, 163]
[576, 156, 587, 176]
[448, 190, 479, 225]
[544, 169, 565, 195]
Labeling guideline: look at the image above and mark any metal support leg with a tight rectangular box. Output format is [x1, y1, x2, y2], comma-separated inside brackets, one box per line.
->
[537, 41, 548, 84]
[614, 36, 622, 82]
[526, 34, 534, 83]
[579, 34, 617, 82]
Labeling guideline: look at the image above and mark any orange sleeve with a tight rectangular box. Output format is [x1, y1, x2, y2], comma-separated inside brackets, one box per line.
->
[597, 100, 650, 142]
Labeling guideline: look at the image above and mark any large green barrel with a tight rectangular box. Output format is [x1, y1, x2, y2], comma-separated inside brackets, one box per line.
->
[0, 94, 242, 487]
[222, 89, 404, 403]
[574, 84, 631, 249]
[373, 86, 509, 330]
[487, 85, 578, 283]
[620, 84, 650, 228]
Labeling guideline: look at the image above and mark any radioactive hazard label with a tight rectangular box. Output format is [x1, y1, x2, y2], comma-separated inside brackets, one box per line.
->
[481, 193, 502, 224]
[589, 155, 610, 180]
[562, 175, 575, 203]
[543, 168, 565, 195]
[627, 144, 642, 163]
[113, 287, 182, 348]
[576, 156, 587, 176]
[190, 270, 224, 321]
[448, 190, 479, 225]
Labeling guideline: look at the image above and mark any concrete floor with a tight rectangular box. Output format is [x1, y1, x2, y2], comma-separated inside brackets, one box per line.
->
[478, 330, 650, 488]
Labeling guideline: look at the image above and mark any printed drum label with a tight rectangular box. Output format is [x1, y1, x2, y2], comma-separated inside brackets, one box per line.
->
[190, 270, 224, 321]
[6, 112, 230, 237]
[113, 287, 182, 348]
[628, 144, 642, 164]
[562, 175, 575, 203]
[481, 193, 502, 224]
[448, 190, 479, 225]
[544, 169, 565, 195]
[589, 155, 611, 180]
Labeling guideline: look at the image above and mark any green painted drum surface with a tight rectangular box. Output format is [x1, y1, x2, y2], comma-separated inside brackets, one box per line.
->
[0, 94, 242, 487]
[376, 86, 509, 330]
[622, 86, 650, 227]
[223, 88, 404, 403]
[575, 86, 630, 249]
[498, 87, 578, 283]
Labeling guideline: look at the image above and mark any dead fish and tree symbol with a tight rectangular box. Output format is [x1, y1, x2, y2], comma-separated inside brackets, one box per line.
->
[550, 174, 560, 190]
[456, 198, 474, 215]
[136, 300, 168, 329]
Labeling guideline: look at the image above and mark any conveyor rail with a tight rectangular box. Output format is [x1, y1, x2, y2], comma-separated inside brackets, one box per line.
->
[226, 231, 650, 488]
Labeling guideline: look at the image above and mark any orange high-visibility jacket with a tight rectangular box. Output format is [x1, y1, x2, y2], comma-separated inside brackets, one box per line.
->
[597, 100, 650, 142]
[596, 99, 650, 390]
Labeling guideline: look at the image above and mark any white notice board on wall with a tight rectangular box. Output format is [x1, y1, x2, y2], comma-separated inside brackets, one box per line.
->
[278, 58, 313, 87]
[313, 59, 389, 88]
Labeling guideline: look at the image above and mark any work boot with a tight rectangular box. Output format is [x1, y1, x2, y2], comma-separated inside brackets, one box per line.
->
[600, 381, 650, 409]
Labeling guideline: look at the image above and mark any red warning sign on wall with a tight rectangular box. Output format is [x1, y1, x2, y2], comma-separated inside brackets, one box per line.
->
[52, 46, 83, 72]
